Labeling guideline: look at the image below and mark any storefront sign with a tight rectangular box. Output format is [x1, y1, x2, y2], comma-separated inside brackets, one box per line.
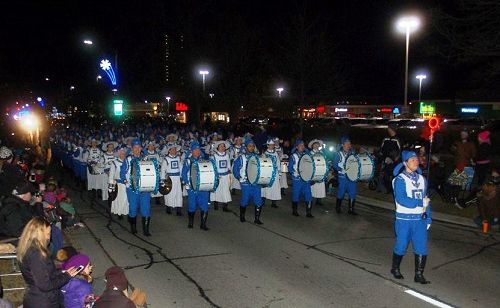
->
[175, 102, 188, 111]
[461, 107, 478, 114]
[380, 108, 393, 113]
[393, 107, 400, 114]
[419, 102, 436, 114]
[335, 107, 348, 112]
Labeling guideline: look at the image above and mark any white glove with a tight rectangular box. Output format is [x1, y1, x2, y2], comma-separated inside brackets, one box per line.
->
[427, 224, 431, 230]
[423, 197, 430, 208]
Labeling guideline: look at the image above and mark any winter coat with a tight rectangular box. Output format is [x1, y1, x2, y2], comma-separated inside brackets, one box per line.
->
[20, 246, 71, 308]
[94, 289, 135, 308]
[61, 277, 93, 308]
[0, 195, 39, 237]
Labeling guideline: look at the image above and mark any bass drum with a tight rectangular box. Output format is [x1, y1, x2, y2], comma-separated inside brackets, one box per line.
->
[298, 153, 328, 182]
[246, 154, 277, 186]
[130, 159, 160, 192]
[190, 159, 218, 192]
[344, 153, 375, 182]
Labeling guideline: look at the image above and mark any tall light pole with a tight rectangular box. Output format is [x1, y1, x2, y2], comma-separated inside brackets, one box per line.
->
[276, 87, 284, 98]
[416, 74, 427, 102]
[199, 70, 209, 94]
[396, 15, 420, 110]
[166, 96, 171, 116]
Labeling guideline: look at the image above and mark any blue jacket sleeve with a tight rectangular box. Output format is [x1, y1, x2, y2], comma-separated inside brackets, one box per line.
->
[333, 153, 341, 171]
[181, 159, 189, 184]
[288, 154, 295, 174]
[393, 177, 423, 208]
[233, 156, 242, 179]
[119, 159, 128, 181]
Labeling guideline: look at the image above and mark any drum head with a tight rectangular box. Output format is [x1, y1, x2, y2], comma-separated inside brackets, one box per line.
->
[190, 162, 199, 191]
[246, 155, 259, 184]
[298, 154, 314, 181]
[345, 154, 360, 182]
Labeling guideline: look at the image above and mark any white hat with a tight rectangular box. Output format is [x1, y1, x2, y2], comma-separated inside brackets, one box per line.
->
[308, 139, 324, 149]
[167, 143, 182, 152]
[213, 140, 230, 151]
[102, 141, 118, 151]
[266, 139, 275, 145]
[166, 133, 179, 142]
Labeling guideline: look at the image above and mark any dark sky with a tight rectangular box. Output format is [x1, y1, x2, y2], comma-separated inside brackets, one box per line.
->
[0, 0, 460, 105]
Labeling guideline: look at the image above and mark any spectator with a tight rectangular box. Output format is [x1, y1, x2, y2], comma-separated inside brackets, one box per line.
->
[451, 130, 476, 172]
[94, 266, 142, 308]
[43, 183, 58, 205]
[0, 146, 25, 197]
[475, 130, 492, 187]
[378, 124, 401, 194]
[474, 170, 499, 228]
[17, 217, 79, 308]
[61, 254, 95, 308]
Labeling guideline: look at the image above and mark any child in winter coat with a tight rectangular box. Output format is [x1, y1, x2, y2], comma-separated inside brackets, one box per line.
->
[61, 254, 95, 308]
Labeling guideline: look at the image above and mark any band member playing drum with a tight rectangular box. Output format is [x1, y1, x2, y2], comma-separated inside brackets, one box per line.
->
[391, 150, 431, 284]
[288, 140, 313, 218]
[262, 139, 281, 208]
[144, 141, 162, 205]
[309, 139, 326, 206]
[108, 147, 129, 219]
[182, 141, 210, 230]
[232, 138, 264, 224]
[161, 143, 184, 216]
[333, 136, 358, 215]
[230, 136, 245, 194]
[210, 141, 232, 212]
[121, 139, 152, 236]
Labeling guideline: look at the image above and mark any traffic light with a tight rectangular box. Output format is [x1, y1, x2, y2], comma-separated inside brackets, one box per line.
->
[113, 99, 123, 116]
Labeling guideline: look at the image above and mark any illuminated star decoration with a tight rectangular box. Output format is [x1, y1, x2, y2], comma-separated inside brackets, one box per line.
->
[99, 59, 117, 86]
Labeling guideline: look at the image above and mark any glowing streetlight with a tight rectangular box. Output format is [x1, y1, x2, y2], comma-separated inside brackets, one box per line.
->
[396, 15, 421, 109]
[199, 70, 209, 94]
[45, 77, 50, 81]
[416, 74, 427, 102]
[83, 39, 93, 45]
[70, 86, 75, 90]
[276, 87, 284, 98]
[96, 75, 102, 81]
[209, 93, 214, 99]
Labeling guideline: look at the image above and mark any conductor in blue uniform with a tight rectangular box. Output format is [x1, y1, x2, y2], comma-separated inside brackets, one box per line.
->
[232, 138, 263, 224]
[288, 139, 313, 217]
[333, 136, 358, 215]
[182, 141, 210, 230]
[391, 150, 432, 284]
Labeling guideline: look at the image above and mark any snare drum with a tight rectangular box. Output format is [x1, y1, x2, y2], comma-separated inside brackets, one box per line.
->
[246, 154, 277, 186]
[130, 159, 160, 193]
[88, 163, 104, 175]
[190, 159, 218, 192]
[280, 161, 289, 173]
[298, 153, 328, 182]
[344, 153, 375, 182]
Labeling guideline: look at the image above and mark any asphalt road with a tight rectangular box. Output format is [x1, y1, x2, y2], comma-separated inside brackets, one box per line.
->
[63, 173, 500, 308]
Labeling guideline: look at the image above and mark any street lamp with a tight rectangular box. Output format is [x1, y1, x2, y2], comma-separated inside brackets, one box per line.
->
[416, 74, 427, 102]
[96, 75, 102, 81]
[199, 70, 209, 94]
[83, 39, 93, 45]
[396, 15, 421, 110]
[276, 87, 284, 98]
[70, 86, 75, 91]
[165, 96, 171, 116]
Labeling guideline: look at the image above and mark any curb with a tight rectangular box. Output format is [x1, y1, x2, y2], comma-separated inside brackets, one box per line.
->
[356, 195, 477, 228]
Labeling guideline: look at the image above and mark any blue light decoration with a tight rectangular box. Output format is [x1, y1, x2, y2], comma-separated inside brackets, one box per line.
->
[99, 59, 117, 86]
[393, 107, 400, 114]
[461, 107, 478, 114]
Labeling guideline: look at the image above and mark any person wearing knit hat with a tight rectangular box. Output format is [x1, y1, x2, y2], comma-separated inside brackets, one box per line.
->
[94, 266, 135, 308]
[451, 129, 476, 173]
[262, 138, 281, 208]
[232, 138, 265, 224]
[475, 130, 492, 187]
[288, 139, 314, 217]
[308, 139, 327, 206]
[209, 140, 232, 212]
[123, 139, 153, 236]
[332, 136, 358, 215]
[61, 254, 94, 308]
[182, 141, 211, 230]
[390, 150, 431, 285]
[161, 141, 184, 216]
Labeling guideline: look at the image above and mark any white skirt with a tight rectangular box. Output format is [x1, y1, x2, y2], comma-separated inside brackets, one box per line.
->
[230, 173, 241, 190]
[262, 176, 281, 200]
[87, 172, 107, 191]
[111, 183, 129, 215]
[210, 174, 232, 203]
[164, 176, 183, 208]
[311, 181, 326, 198]
[279, 172, 288, 189]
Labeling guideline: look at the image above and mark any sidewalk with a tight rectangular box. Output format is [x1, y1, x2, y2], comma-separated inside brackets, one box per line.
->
[355, 184, 478, 228]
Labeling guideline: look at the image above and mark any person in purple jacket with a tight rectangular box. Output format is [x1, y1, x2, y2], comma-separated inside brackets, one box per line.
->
[61, 254, 94, 308]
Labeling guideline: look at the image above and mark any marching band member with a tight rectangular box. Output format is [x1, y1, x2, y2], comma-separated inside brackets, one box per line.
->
[262, 139, 281, 208]
[182, 141, 210, 230]
[161, 143, 184, 216]
[108, 148, 129, 219]
[288, 140, 313, 218]
[144, 141, 162, 205]
[275, 138, 288, 195]
[233, 138, 264, 224]
[390, 150, 431, 284]
[333, 136, 358, 215]
[120, 139, 152, 236]
[210, 140, 232, 212]
[85, 139, 106, 194]
[229, 136, 245, 194]
[309, 139, 326, 206]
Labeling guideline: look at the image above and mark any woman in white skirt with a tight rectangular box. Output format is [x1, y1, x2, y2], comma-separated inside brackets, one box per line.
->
[108, 148, 129, 218]
[229, 137, 245, 194]
[210, 141, 232, 212]
[85, 139, 107, 194]
[309, 139, 327, 206]
[275, 140, 289, 195]
[161, 143, 184, 216]
[262, 139, 281, 208]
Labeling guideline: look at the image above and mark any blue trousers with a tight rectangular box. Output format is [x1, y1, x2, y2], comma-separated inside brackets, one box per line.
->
[393, 219, 428, 256]
[240, 183, 263, 208]
[187, 189, 209, 212]
[336, 175, 357, 199]
[126, 188, 151, 217]
[292, 178, 312, 202]
[78, 162, 87, 180]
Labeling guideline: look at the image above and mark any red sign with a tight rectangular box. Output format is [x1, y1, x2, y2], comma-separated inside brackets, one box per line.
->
[175, 102, 188, 111]
[316, 106, 325, 113]
[380, 108, 393, 113]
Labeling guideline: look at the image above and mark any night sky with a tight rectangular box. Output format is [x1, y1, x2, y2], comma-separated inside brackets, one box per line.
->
[0, 1, 487, 107]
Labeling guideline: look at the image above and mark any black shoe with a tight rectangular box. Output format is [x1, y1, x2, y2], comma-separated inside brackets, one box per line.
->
[155, 198, 161, 205]
[315, 199, 323, 206]
[213, 201, 219, 211]
[306, 202, 314, 218]
[128, 216, 137, 234]
[348, 199, 358, 215]
[200, 211, 209, 231]
[271, 201, 278, 208]
[240, 207, 246, 222]
[281, 188, 286, 196]
[292, 202, 300, 216]
[222, 203, 229, 212]
[254, 206, 263, 225]
[414, 255, 430, 284]
[391, 253, 404, 279]
[231, 189, 235, 195]
[176, 207, 183, 216]
[336, 198, 343, 214]
[166, 206, 172, 215]
[188, 212, 194, 229]
[142, 217, 152, 236]
[117, 215, 123, 221]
